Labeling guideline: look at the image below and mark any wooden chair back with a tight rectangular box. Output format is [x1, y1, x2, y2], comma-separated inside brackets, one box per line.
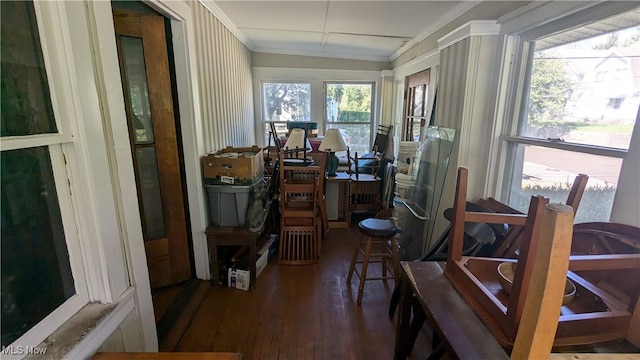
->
[484, 173, 589, 258]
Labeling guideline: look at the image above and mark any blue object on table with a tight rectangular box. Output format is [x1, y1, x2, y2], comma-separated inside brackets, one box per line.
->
[286, 122, 317, 130]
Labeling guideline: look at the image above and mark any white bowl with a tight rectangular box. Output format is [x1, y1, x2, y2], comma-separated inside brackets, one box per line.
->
[497, 262, 576, 305]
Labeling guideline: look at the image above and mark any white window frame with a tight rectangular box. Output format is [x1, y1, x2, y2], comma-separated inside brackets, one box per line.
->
[324, 81, 376, 154]
[260, 80, 312, 141]
[493, 1, 640, 202]
[252, 67, 382, 147]
[0, 1, 91, 351]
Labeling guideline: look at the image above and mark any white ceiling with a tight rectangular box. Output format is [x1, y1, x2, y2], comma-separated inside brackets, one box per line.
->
[206, 1, 481, 62]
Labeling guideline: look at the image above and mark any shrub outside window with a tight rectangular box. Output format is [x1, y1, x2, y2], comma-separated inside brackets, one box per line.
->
[325, 82, 374, 156]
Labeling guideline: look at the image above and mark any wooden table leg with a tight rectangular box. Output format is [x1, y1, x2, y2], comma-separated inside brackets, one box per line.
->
[394, 270, 411, 359]
[249, 235, 257, 289]
[209, 238, 219, 287]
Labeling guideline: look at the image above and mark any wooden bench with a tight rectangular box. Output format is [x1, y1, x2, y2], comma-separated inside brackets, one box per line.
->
[394, 261, 509, 359]
[93, 352, 242, 360]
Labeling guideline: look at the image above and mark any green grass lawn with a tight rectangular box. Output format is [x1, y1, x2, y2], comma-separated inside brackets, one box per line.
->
[574, 123, 634, 134]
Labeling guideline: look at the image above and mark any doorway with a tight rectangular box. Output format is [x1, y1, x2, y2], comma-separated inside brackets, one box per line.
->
[402, 69, 431, 141]
[112, 6, 192, 288]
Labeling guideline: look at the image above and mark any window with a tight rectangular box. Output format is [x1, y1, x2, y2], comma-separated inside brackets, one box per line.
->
[402, 70, 431, 141]
[325, 82, 374, 155]
[262, 81, 311, 142]
[504, 16, 639, 223]
[1, 0, 88, 349]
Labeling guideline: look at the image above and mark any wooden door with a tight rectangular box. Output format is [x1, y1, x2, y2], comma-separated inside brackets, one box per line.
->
[403, 69, 431, 141]
[113, 10, 191, 287]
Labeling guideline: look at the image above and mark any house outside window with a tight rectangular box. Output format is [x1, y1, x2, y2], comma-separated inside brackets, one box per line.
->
[504, 17, 639, 223]
[1, 0, 89, 349]
[325, 82, 374, 155]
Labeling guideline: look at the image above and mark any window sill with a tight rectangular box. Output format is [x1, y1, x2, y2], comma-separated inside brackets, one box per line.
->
[26, 288, 135, 360]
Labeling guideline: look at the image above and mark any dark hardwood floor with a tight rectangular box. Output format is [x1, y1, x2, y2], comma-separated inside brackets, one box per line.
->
[151, 225, 640, 358]
[153, 226, 432, 359]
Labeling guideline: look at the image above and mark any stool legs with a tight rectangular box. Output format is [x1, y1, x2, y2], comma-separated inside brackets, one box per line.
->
[390, 237, 400, 283]
[347, 234, 399, 305]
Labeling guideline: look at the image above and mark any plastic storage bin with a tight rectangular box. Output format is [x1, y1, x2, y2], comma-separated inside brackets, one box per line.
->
[206, 180, 261, 227]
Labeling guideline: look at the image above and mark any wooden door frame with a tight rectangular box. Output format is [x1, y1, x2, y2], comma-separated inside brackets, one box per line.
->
[402, 69, 431, 142]
[85, 0, 206, 350]
[114, 8, 193, 288]
[140, 1, 209, 281]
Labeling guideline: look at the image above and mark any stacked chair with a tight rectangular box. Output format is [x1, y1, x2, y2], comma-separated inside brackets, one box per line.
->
[278, 149, 326, 265]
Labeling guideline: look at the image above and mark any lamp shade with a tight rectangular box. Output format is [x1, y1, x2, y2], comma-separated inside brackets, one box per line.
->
[284, 128, 312, 151]
[319, 128, 347, 152]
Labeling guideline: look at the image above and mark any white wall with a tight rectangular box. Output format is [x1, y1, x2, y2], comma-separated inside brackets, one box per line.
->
[610, 110, 640, 227]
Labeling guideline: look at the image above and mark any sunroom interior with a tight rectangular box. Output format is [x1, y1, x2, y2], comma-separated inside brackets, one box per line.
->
[1, 1, 639, 359]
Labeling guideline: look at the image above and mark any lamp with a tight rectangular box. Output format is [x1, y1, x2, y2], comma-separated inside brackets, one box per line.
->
[284, 128, 312, 153]
[319, 128, 347, 176]
[283, 128, 313, 165]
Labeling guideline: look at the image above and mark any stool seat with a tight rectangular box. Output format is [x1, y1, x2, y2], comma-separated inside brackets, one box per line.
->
[358, 218, 398, 239]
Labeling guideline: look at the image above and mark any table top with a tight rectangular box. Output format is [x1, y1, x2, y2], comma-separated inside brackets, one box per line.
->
[402, 261, 508, 360]
[327, 171, 349, 181]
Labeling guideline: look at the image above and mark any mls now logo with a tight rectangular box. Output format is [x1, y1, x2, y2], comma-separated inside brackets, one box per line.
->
[1, 346, 48, 356]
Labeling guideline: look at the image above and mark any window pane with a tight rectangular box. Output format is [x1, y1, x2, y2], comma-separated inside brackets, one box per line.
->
[327, 123, 369, 155]
[412, 85, 424, 117]
[1, 147, 74, 346]
[523, 27, 639, 149]
[0, 1, 57, 137]
[121, 36, 154, 145]
[262, 82, 310, 122]
[326, 83, 372, 123]
[263, 122, 288, 146]
[136, 147, 166, 240]
[326, 83, 373, 155]
[508, 144, 621, 223]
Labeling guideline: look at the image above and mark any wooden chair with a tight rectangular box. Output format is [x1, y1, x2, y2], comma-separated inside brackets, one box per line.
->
[480, 173, 589, 258]
[445, 167, 640, 348]
[372, 124, 392, 156]
[314, 152, 329, 236]
[278, 150, 322, 265]
[347, 148, 383, 221]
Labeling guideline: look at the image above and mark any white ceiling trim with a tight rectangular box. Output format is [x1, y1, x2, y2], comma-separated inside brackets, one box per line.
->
[438, 20, 500, 50]
[251, 46, 391, 63]
[393, 48, 440, 80]
[199, 0, 254, 50]
[390, 0, 482, 61]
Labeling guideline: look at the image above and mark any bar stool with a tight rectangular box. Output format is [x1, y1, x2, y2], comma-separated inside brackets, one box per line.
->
[347, 217, 399, 305]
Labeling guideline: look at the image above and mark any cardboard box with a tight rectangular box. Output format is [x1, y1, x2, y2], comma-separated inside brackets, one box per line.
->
[203, 146, 264, 186]
[227, 236, 278, 290]
[256, 237, 277, 278]
[227, 268, 250, 291]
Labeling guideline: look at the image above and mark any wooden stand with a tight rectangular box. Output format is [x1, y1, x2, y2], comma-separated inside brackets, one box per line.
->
[445, 167, 640, 347]
[207, 225, 259, 288]
[326, 172, 350, 228]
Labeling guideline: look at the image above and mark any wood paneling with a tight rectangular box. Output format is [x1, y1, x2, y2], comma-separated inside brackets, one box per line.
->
[193, 3, 255, 152]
